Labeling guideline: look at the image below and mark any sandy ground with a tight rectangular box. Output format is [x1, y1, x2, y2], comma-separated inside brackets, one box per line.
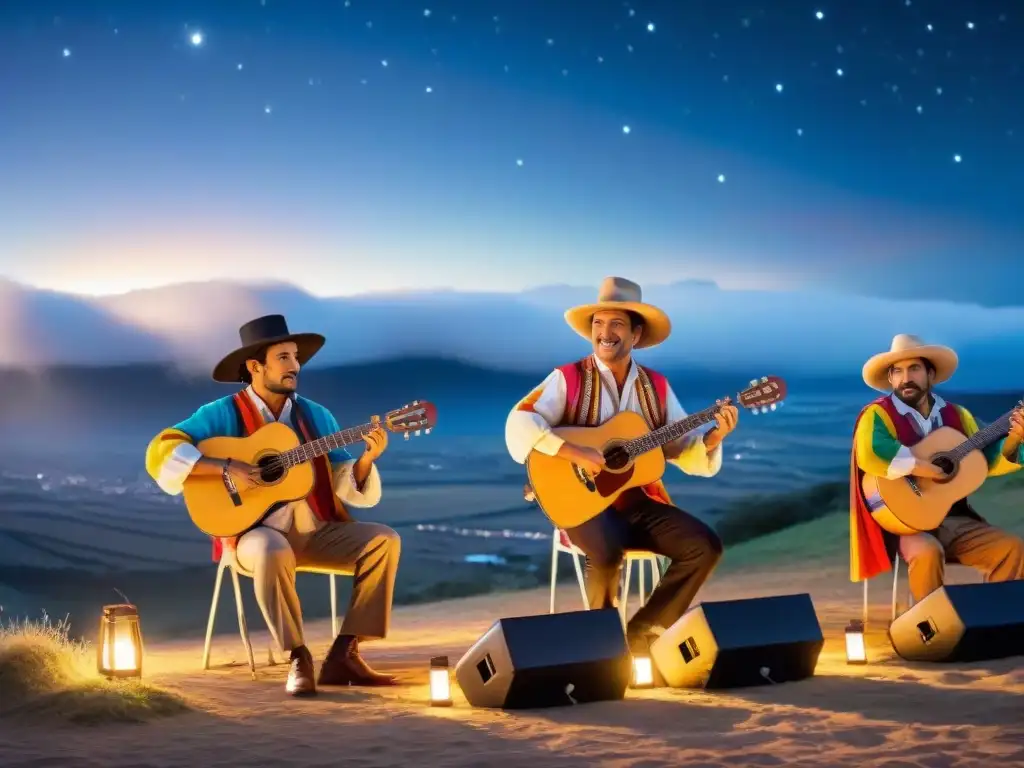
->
[1, 562, 1022, 768]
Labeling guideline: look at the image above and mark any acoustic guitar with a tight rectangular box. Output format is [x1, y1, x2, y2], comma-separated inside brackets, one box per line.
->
[183, 400, 438, 538]
[862, 400, 1021, 535]
[525, 376, 787, 530]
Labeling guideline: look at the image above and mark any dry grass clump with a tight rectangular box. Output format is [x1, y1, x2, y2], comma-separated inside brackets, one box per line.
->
[0, 607, 190, 725]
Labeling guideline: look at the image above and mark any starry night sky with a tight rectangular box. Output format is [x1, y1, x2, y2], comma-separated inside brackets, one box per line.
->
[1, 1, 1021, 305]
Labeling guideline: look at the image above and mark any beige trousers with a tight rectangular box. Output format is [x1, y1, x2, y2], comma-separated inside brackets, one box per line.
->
[235, 520, 401, 652]
[899, 516, 1024, 602]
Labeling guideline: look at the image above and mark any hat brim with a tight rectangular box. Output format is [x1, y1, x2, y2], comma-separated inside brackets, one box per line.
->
[211, 333, 326, 383]
[564, 301, 671, 349]
[861, 345, 958, 391]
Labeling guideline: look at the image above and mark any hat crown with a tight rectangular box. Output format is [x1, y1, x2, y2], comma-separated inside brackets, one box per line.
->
[889, 333, 928, 353]
[595, 276, 643, 304]
[238, 314, 291, 347]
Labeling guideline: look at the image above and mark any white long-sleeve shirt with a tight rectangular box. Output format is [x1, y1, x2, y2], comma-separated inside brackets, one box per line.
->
[504, 355, 722, 477]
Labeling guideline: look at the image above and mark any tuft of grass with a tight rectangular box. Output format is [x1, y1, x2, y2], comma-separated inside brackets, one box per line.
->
[0, 607, 191, 725]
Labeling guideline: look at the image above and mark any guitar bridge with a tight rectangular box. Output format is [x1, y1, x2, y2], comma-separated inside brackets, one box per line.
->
[904, 476, 923, 497]
[222, 466, 243, 507]
[572, 464, 596, 492]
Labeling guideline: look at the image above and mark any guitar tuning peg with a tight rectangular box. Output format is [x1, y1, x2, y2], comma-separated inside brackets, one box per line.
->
[414, 429, 422, 436]
[425, 428, 431, 435]
[750, 408, 759, 415]
[760, 406, 769, 414]
[403, 432, 410, 440]
[749, 379, 757, 386]
[761, 376, 767, 383]
[413, 399, 419, 405]
[769, 403, 777, 411]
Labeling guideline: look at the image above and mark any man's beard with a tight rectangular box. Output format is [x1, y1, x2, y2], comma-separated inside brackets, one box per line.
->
[894, 382, 927, 406]
[266, 376, 297, 394]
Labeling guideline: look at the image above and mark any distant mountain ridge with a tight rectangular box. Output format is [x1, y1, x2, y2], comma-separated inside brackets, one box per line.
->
[1, 277, 1023, 389]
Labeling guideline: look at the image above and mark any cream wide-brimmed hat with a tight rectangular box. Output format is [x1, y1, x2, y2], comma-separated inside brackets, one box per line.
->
[862, 334, 958, 392]
[563, 276, 671, 349]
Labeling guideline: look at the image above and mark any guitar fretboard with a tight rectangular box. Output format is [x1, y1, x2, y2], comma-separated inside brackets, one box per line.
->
[624, 405, 722, 457]
[948, 411, 1013, 461]
[280, 422, 375, 468]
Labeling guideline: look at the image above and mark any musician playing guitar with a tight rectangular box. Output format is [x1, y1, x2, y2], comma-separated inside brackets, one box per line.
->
[851, 334, 1024, 603]
[145, 315, 400, 696]
[505, 277, 739, 651]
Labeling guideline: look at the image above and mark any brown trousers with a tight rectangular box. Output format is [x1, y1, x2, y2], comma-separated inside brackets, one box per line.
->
[899, 516, 1024, 602]
[235, 521, 401, 652]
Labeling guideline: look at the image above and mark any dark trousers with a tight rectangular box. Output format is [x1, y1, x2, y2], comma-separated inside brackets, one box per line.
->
[564, 490, 723, 634]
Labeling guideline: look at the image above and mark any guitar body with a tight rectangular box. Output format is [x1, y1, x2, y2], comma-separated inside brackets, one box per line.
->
[862, 426, 990, 535]
[182, 422, 316, 538]
[526, 411, 666, 530]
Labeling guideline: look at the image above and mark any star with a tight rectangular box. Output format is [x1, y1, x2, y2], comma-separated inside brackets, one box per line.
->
[62, 48, 70, 57]
[264, 105, 272, 114]
[836, 68, 844, 77]
[953, 154, 962, 163]
[425, 86, 432, 93]
[966, 22, 975, 30]
[381, 59, 388, 67]
[717, 174, 726, 183]
[516, 159, 524, 167]
[622, 125, 631, 134]
[797, 128, 804, 136]
[775, 83, 784, 93]
[646, 23, 655, 33]
[237, 63, 243, 70]
[423, 8, 431, 17]
[189, 31, 203, 47]
[916, 105, 923, 114]
[815, 11, 824, 20]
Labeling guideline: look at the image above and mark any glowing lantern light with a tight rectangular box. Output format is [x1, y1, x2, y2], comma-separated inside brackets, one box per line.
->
[845, 619, 867, 664]
[429, 655, 452, 706]
[632, 655, 654, 688]
[97, 603, 144, 678]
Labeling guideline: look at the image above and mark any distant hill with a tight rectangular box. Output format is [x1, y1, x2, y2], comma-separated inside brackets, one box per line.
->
[1, 356, 845, 438]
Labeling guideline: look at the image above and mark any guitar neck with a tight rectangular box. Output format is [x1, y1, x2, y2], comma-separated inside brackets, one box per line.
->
[950, 411, 1013, 461]
[625, 405, 721, 457]
[280, 422, 375, 468]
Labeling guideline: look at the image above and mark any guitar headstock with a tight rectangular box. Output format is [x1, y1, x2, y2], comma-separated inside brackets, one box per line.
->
[384, 400, 438, 440]
[736, 375, 787, 415]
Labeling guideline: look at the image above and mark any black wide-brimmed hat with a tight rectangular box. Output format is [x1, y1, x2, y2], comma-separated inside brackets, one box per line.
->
[211, 314, 326, 383]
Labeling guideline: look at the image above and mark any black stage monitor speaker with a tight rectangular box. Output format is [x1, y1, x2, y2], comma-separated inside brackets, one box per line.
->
[454, 608, 631, 709]
[649, 593, 824, 689]
[889, 580, 1024, 662]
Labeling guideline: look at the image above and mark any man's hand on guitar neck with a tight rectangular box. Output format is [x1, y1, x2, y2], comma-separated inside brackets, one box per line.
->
[556, 442, 606, 475]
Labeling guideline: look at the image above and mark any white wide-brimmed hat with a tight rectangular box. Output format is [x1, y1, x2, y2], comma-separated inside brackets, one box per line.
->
[862, 334, 958, 391]
[563, 276, 671, 349]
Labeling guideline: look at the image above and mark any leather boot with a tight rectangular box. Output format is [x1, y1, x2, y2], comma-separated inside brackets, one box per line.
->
[317, 634, 397, 686]
[286, 645, 317, 696]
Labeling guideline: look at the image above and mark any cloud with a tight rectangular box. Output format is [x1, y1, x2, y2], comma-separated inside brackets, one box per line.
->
[0, 278, 1021, 389]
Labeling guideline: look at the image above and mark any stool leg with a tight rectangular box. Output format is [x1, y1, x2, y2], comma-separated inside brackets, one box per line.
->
[571, 551, 589, 610]
[549, 536, 559, 614]
[202, 562, 226, 670]
[229, 567, 257, 680]
[330, 574, 339, 637]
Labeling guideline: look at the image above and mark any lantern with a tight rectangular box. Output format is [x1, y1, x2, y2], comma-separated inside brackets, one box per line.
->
[845, 619, 867, 665]
[97, 603, 144, 678]
[429, 655, 453, 706]
[631, 655, 654, 688]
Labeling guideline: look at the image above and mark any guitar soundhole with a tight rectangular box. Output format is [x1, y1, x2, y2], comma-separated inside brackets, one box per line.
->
[930, 452, 957, 481]
[257, 454, 286, 483]
[604, 446, 630, 471]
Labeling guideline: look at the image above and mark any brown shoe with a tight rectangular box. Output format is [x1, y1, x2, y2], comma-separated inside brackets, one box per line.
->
[286, 646, 317, 696]
[317, 635, 397, 686]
